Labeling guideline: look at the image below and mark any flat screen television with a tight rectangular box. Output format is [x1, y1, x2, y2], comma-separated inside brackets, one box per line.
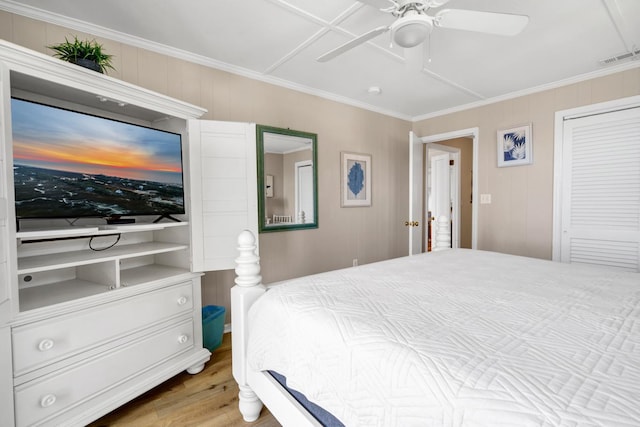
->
[11, 97, 185, 223]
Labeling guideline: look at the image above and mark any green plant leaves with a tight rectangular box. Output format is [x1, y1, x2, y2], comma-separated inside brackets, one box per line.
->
[48, 36, 114, 73]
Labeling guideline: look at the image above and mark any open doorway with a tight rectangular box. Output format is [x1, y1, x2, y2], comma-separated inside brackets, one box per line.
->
[426, 144, 458, 251]
[425, 140, 473, 251]
[409, 128, 478, 255]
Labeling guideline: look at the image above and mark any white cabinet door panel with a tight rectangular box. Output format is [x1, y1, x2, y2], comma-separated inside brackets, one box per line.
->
[189, 120, 258, 272]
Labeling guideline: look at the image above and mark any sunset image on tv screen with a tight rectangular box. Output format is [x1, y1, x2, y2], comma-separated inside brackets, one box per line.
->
[11, 98, 185, 219]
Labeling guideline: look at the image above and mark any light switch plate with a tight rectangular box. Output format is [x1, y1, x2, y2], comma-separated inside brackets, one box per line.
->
[480, 194, 492, 204]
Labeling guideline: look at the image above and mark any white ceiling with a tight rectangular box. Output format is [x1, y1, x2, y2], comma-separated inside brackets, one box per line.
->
[2, 0, 639, 120]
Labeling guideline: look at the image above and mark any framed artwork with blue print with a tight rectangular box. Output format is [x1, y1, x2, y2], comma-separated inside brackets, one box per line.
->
[497, 124, 532, 167]
[341, 152, 371, 207]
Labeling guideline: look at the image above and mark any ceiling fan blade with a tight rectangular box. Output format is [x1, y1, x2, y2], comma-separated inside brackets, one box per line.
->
[317, 26, 389, 62]
[358, 0, 395, 9]
[435, 9, 529, 36]
[425, 0, 451, 7]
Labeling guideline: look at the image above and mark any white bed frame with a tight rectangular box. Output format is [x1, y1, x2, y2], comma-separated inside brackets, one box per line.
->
[230, 223, 454, 425]
[231, 230, 321, 426]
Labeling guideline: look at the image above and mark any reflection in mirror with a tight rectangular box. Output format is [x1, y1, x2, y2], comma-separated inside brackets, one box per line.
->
[257, 125, 318, 232]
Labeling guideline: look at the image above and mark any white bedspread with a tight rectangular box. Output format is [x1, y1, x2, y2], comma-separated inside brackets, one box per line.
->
[247, 250, 640, 426]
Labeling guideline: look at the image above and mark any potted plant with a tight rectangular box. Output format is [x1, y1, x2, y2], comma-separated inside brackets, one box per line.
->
[48, 36, 114, 74]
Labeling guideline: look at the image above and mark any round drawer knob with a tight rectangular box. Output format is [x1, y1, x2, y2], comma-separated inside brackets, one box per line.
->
[38, 339, 55, 352]
[40, 394, 57, 408]
[177, 334, 189, 344]
[177, 296, 188, 306]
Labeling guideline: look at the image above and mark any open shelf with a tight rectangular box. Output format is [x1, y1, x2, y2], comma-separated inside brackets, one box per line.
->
[18, 242, 188, 274]
[16, 227, 101, 240]
[120, 265, 191, 287]
[15, 222, 191, 311]
[16, 221, 188, 242]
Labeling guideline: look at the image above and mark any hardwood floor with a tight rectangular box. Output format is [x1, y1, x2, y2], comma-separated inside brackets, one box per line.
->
[89, 333, 280, 427]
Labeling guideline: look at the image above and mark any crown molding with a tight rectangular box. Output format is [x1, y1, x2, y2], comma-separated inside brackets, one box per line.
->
[0, 39, 207, 120]
[412, 60, 640, 122]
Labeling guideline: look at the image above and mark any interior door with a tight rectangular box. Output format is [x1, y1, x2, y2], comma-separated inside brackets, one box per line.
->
[295, 161, 314, 223]
[559, 106, 640, 271]
[429, 151, 452, 250]
[408, 131, 423, 255]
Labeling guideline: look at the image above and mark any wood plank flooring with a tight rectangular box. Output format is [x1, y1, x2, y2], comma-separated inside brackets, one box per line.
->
[89, 333, 280, 426]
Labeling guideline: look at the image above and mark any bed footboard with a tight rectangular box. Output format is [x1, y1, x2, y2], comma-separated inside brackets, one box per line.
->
[231, 230, 266, 422]
[232, 230, 323, 426]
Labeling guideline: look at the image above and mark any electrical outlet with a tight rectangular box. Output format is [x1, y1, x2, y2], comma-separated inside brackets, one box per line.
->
[352, 259, 358, 267]
[480, 194, 492, 204]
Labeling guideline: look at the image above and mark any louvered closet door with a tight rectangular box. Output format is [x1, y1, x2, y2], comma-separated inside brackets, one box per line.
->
[561, 107, 640, 271]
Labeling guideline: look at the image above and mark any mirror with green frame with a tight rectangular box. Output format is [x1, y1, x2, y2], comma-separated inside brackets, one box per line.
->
[256, 125, 318, 232]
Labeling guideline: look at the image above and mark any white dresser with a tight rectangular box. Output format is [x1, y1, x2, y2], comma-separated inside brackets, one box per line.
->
[0, 40, 258, 426]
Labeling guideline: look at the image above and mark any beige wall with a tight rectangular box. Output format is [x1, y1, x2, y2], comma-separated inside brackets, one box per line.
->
[0, 11, 412, 318]
[413, 68, 640, 259]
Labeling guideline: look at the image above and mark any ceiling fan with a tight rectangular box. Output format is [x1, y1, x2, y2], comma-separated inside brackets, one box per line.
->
[317, 0, 529, 62]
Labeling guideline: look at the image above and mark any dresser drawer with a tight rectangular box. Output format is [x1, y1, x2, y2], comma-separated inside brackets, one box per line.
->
[14, 318, 194, 427]
[12, 281, 194, 375]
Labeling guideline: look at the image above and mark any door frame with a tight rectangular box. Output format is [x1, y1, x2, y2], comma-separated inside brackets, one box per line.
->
[552, 94, 640, 261]
[413, 127, 478, 251]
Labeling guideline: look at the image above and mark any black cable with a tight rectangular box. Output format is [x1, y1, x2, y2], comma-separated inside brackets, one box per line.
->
[89, 233, 121, 251]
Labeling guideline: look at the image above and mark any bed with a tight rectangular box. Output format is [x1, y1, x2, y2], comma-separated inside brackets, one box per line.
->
[231, 231, 640, 426]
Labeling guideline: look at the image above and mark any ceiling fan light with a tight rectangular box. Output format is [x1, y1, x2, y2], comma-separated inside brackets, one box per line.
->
[391, 15, 433, 48]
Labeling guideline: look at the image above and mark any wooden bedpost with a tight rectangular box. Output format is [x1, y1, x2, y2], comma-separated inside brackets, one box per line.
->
[231, 230, 266, 422]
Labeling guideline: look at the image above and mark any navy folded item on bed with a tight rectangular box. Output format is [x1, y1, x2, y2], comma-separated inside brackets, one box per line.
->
[269, 371, 344, 427]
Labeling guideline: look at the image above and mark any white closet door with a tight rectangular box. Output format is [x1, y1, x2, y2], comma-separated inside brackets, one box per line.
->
[561, 107, 640, 271]
[188, 120, 258, 272]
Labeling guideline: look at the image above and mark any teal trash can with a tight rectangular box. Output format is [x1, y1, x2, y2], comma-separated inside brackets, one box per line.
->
[202, 305, 226, 352]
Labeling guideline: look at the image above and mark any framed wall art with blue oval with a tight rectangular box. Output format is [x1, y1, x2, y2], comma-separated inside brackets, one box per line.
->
[341, 152, 371, 207]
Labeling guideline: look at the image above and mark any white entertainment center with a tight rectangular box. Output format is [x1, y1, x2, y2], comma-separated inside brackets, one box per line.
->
[0, 40, 258, 426]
